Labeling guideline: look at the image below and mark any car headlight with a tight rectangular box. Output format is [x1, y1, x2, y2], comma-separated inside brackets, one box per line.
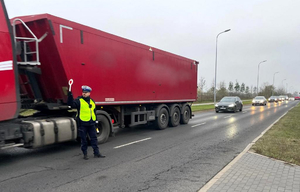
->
[252, 100, 255, 103]
[260, 100, 263, 103]
[228, 104, 235, 107]
[215, 104, 218, 107]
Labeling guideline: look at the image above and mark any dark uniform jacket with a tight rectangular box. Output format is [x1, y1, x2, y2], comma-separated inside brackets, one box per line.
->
[67, 92, 97, 126]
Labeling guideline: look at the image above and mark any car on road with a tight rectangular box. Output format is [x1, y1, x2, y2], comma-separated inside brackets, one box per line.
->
[277, 96, 284, 102]
[252, 96, 267, 106]
[289, 97, 295, 101]
[268, 96, 279, 102]
[215, 96, 243, 113]
[295, 96, 300, 100]
[279, 95, 288, 101]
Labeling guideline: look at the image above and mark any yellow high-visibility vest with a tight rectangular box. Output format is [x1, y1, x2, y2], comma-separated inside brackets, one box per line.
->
[79, 98, 96, 121]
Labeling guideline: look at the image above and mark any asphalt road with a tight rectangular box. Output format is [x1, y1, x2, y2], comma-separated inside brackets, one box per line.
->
[0, 100, 298, 192]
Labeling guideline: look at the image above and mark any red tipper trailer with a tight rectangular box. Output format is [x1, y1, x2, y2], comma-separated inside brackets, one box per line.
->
[1, 0, 198, 149]
[12, 14, 198, 105]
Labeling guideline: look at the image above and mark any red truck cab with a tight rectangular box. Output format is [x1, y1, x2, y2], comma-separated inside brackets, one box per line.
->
[0, 0, 20, 122]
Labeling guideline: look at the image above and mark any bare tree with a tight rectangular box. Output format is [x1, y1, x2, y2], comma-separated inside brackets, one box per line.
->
[198, 77, 206, 101]
[217, 81, 228, 100]
[218, 81, 226, 90]
[199, 77, 206, 92]
[259, 82, 274, 98]
[275, 87, 286, 95]
[253, 87, 257, 94]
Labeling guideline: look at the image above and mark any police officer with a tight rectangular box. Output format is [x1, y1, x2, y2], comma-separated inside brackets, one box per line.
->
[68, 85, 105, 160]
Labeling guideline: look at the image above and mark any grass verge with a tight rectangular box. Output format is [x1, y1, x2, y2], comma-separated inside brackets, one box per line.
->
[192, 104, 215, 112]
[251, 103, 300, 165]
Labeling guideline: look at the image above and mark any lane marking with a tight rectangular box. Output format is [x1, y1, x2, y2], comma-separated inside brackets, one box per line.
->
[242, 111, 247, 113]
[223, 115, 232, 119]
[191, 122, 206, 128]
[114, 137, 152, 149]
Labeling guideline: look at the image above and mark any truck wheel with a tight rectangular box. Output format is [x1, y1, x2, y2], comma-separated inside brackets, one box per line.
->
[96, 115, 110, 144]
[156, 107, 169, 130]
[169, 107, 180, 127]
[180, 106, 190, 124]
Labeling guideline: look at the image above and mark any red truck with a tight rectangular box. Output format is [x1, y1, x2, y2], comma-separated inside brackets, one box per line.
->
[0, 0, 198, 149]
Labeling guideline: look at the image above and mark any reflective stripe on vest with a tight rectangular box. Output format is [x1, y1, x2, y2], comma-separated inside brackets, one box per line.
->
[79, 98, 96, 121]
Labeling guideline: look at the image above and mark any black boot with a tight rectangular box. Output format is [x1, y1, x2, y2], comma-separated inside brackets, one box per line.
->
[94, 153, 106, 158]
[83, 154, 89, 160]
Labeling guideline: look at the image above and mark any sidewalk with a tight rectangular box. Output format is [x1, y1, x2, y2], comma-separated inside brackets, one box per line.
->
[199, 152, 300, 192]
[199, 108, 300, 192]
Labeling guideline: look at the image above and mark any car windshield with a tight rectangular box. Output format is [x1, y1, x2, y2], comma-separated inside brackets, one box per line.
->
[220, 98, 235, 102]
[255, 96, 264, 99]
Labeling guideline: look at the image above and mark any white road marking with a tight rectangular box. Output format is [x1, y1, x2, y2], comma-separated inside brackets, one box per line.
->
[242, 111, 247, 113]
[191, 122, 206, 128]
[114, 137, 152, 149]
[224, 115, 232, 119]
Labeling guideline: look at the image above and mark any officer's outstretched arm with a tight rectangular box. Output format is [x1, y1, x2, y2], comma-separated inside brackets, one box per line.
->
[67, 91, 79, 109]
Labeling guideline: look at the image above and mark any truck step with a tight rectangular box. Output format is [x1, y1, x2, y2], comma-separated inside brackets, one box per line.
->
[1, 143, 24, 150]
[25, 51, 37, 54]
[17, 61, 41, 65]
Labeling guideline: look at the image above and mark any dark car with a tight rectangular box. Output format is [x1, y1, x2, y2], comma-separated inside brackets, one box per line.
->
[268, 96, 278, 102]
[215, 96, 243, 113]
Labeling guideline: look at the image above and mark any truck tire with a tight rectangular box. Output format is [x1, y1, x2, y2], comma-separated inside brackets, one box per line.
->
[169, 107, 180, 127]
[155, 107, 169, 130]
[96, 115, 110, 144]
[180, 105, 191, 124]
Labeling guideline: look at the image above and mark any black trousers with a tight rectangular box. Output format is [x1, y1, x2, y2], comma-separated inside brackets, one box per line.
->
[79, 124, 99, 155]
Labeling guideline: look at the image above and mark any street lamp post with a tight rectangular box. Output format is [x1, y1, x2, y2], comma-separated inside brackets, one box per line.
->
[214, 29, 231, 104]
[272, 71, 279, 96]
[256, 60, 267, 95]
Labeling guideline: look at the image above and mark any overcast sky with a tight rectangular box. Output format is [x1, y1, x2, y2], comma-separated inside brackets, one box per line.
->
[5, 0, 300, 94]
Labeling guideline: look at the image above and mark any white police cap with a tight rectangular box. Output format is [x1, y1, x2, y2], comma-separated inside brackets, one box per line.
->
[82, 85, 92, 92]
